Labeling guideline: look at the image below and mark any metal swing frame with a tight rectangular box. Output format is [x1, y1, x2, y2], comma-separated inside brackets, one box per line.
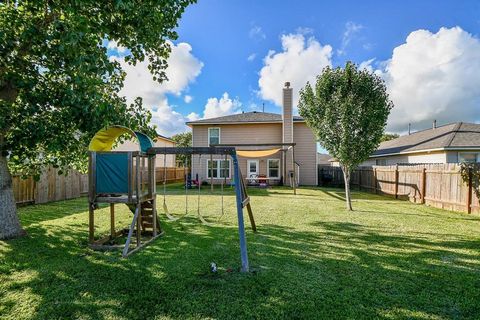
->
[148, 146, 257, 272]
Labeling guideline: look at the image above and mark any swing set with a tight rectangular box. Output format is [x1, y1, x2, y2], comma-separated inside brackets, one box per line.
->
[161, 153, 229, 225]
[87, 126, 256, 272]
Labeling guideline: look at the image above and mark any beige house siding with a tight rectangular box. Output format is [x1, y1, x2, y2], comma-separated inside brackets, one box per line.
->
[192, 123, 283, 183]
[362, 151, 447, 165]
[114, 137, 176, 167]
[293, 123, 317, 185]
[191, 122, 317, 185]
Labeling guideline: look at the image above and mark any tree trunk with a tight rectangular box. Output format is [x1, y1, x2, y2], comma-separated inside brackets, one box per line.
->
[342, 166, 353, 211]
[0, 154, 25, 239]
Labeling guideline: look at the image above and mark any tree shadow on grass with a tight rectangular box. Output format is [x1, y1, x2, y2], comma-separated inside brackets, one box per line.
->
[18, 197, 110, 226]
[1, 205, 480, 319]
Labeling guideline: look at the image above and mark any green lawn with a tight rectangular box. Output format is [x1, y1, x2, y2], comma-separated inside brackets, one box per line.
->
[1, 186, 480, 319]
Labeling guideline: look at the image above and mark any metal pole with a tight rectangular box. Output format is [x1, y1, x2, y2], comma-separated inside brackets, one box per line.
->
[292, 145, 297, 195]
[210, 154, 214, 192]
[232, 153, 249, 272]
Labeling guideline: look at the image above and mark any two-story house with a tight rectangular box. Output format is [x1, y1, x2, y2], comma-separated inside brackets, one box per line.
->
[186, 83, 318, 186]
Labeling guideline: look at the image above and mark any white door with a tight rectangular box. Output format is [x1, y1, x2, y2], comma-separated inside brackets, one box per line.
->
[247, 160, 259, 184]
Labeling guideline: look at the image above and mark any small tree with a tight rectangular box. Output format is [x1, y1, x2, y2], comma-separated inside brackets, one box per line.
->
[381, 133, 399, 142]
[299, 62, 393, 210]
[171, 132, 192, 165]
[460, 162, 480, 200]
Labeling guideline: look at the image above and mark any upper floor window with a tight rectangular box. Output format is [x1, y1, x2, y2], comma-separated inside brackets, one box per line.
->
[459, 152, 479, 163]
[208, 128, 220, 145]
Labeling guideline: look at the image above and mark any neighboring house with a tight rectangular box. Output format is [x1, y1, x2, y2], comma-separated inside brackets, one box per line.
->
[114, 134, 176, 167]
[362, 122, 480, 165]
[317, 153, 332, 165]
[328, 158, 341, 167]
[186, 83, 318, 186]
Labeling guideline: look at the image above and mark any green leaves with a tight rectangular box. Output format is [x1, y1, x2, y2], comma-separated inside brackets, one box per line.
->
[299, 62, 393, 171]
[0, 0, 195, 176]
[460, 162, 480, 200]
[171, 131, 192, 165]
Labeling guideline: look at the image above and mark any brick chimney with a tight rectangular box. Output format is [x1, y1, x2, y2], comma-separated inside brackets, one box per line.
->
[282, 82, 293, 144]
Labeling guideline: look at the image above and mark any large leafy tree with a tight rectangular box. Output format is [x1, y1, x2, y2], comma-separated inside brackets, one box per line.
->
[0, 0, 194, 239]
[299, 62, 393, 210]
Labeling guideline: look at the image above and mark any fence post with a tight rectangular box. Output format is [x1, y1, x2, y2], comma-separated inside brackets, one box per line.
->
[373, 168, 377, 194]
[394, 165, 399, 199]
[358, 168, 362, 191]
[421, 167, 426, 204]
[467, 167, 472, 214]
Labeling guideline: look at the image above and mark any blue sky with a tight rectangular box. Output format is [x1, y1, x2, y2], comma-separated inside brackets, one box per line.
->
[110, 0, 480, 137]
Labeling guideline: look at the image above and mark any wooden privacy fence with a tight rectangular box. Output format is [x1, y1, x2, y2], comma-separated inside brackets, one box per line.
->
[12, 167, 88, 205]
[155, 167, 188, 184]
[13, 166, 186, 205]
[318, 164, 480, 214]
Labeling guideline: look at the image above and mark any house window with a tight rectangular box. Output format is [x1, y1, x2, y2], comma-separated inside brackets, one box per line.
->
[267, 159, 280, 179]
[207, 159, 230, 178]
[208, 128, 220, 145]
[458, 152, 479, 163]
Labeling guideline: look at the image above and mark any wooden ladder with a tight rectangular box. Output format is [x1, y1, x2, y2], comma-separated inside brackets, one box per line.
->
[139, 200, 161, 233]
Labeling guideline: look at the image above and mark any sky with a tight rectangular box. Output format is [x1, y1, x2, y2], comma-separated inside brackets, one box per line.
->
[108, 0, 480, 138]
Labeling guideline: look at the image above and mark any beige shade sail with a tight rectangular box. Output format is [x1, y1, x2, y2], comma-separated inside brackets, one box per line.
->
[236, 148, 281, 158]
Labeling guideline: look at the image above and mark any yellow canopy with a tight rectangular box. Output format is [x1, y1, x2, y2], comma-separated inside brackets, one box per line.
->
[88, 125, 153, 152]
[236, 148, 281, 158]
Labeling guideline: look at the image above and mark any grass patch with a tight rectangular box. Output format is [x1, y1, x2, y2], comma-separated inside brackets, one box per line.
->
[1, 186, 480, 319]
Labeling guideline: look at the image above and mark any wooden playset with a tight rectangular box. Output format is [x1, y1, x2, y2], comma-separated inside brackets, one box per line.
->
[87, 125, 256, 272]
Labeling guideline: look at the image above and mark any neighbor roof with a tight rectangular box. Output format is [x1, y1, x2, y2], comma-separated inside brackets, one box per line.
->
[317, 153, 333, 165]
[372, 122, 480, 157]
[156, 134, 175, 143]
[186, 111, 304, 125]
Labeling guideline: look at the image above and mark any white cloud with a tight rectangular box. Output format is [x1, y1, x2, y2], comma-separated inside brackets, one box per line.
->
[184, 95, 193, 103]
[380, 27, 480, 131]
[249, 25, 266, 41]
[186, 112, 200, 121]
[247, 53, 257, 62]
[203, 92, 242, 119]
[150, 101, 191, 136]
[338, 21, 364, 56]
[112, 41, 203, 135]
[258, 33, 333, 106]
[358, 58, 375, 73]
[296, 27, 314, 35]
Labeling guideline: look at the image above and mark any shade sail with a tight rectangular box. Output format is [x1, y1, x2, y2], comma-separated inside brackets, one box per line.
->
[88, 125, 154, 153]
[236, 148, 281, 158]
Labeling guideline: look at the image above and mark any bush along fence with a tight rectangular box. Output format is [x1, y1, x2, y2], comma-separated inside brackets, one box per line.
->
[318, 164, 479, 214]
[13, 166, 188, 205]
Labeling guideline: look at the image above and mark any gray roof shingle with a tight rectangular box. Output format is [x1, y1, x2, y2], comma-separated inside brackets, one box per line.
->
[373, 122, 480, 156]
[186, 111, 304, 125]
